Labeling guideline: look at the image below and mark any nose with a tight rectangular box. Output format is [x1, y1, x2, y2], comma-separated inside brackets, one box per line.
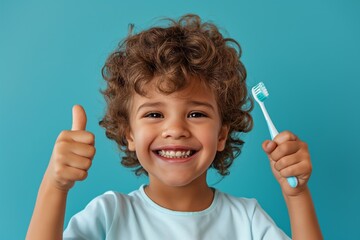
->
[161, 118, 190, 139]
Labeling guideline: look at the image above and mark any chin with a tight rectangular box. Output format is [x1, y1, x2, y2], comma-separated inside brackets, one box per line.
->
[161, 178, 193, 188]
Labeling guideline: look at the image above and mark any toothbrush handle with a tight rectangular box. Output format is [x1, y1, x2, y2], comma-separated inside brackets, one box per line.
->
[259, 103, 298, 188]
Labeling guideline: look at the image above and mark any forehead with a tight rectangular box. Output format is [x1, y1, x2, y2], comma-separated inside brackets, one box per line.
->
[140, 76, 214, 98]
[130, 76, 219, 109]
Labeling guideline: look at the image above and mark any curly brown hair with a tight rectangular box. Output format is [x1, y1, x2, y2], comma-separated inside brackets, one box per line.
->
[99, 14, 253, 176]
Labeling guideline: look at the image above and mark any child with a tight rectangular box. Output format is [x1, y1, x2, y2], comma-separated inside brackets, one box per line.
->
[27, 14, 322, 239]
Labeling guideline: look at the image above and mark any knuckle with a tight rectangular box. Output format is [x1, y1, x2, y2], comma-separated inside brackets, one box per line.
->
[55, 140, 68, 150]
[270, 152, 279, 162]
[280, 168, 292, 177]
[90, 146, 96, 156]
[281, 143, 289, 153]
[53, 147, 68, 161]
[274, 161, 281, 171]
[279, 168, 287, 177]
[84, 145, 96, 158]
[283, 130, 298, 141]
[278, 144, 289, 156]
[282, 130, 292, 139]
[57, 130, 70, 140]
[283, 130, 292, 136]
[56, 152, 66, 162]
[51, 152, 61, 164]
[84, 159, 92, 169]
[88, 132, 95, 142]
[302, 142, 309, 150]
[82, 131, 95, 143]
[54, 165, 65, 179]
[79, 171, 88, 180]
[306, 160, 313, 172]
[54, 141, 72, 157]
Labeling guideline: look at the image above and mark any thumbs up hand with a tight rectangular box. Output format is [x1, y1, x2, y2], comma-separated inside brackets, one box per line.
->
[45, 105, 96, 192]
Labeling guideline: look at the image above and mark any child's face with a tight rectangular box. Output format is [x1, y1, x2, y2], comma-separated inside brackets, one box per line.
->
[126, 77, 229, 188]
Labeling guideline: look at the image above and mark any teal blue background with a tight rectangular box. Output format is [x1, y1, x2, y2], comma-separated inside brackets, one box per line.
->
[1, 0, 359, 239]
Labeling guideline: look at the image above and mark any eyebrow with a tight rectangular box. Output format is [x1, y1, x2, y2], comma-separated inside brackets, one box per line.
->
[136, 100, 215, 114]
[136, 102, 164, 114]
[187, 100, 215, 111]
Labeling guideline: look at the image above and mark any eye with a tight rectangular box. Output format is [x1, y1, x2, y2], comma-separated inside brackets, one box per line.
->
[188, 112, 207, 118]
[144, 112, 163, 118]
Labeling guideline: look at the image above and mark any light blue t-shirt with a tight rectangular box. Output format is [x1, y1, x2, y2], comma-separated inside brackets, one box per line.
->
[63, 185, 290, 239]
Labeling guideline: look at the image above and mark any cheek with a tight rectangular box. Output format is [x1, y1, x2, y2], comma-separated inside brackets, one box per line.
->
[133, 126, 156, 150]
[198, 127, 221, 149]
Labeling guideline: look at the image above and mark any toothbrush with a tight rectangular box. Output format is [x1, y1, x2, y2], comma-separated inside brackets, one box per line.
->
[251, 82, 298, 188]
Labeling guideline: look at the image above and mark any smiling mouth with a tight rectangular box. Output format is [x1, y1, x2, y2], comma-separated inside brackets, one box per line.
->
[156, 150, 196, 159]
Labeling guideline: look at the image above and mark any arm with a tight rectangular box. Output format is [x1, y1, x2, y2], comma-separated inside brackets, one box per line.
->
[26, 174, 68, 240]
[26, 105, 95, 240]
[284, 187, 322, 240]
[262, 131, 323, 240]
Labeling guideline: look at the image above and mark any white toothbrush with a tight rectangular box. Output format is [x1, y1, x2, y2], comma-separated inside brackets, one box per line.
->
[251, 82, 298, 188]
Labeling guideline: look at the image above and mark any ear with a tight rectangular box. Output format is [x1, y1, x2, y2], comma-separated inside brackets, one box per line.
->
[217, 124, 229, 151]
[126, 128, 136, 151]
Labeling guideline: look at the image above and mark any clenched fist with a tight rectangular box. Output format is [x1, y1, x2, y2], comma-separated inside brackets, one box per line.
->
[262, 131, 312, 197]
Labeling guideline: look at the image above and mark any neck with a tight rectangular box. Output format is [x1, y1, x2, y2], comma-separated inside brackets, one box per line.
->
[145, 174, 214, 212]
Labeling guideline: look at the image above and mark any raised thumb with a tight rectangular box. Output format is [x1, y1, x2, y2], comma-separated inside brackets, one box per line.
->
[71, 105, 87, 131]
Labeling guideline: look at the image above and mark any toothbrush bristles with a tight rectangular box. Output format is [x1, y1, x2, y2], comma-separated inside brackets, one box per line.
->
[252, 82, 269, 102]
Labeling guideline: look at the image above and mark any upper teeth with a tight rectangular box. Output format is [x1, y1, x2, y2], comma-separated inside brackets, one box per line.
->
[158, 150, 192, 158]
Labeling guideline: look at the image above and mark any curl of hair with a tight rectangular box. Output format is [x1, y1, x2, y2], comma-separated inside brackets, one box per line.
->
[100, 14, 253, 176]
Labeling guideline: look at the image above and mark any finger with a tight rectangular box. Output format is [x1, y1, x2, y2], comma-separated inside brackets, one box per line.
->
[262, 140, 277, 154]
[270, 141, 301, 162]
[278, 161, 311, 179]
[68, 142, 96, 158]
[273, 130, 298, 145]
[57, 165, 88, 182]
[64, 154, 93, 171]
[274, 155, 301, 172]
[57, 130, 95, 145]
[72, 105, 87, 131]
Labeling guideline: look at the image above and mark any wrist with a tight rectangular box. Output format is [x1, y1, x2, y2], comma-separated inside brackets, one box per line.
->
[283, 186, 323, 239]
[283, 187, 313, 214]
[40, 172, 70, 198]
[283, 185, 310, 202]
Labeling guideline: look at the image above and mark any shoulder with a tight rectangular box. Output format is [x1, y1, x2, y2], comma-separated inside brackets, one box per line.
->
[66, 190, 132, 225]
[86, 189, 142, 213]
[96, 190, 132, 203]
[216, 191, 276, 224]
[64, 189, 143, 239]
[217, 190, 259, 214]
[216, 191, 290, 239]
[84, 190, 125, 210]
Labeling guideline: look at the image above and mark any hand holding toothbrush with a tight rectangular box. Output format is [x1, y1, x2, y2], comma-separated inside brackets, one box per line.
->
[252, 82, 312, 195]
[262, 131, 313, 196]
[251, 82, 322, 238]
